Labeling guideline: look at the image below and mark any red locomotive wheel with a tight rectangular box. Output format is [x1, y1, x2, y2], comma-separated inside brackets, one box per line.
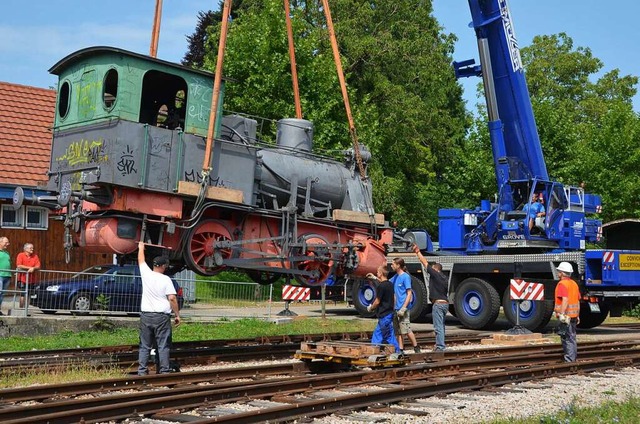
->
[184, 219, 233, 276]
[290, 234, 335, 287]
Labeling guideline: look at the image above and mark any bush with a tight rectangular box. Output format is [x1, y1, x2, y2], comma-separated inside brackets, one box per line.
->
[623, 304, 640, 318]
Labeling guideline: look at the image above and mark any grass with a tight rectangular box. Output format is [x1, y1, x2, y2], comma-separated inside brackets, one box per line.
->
[0, 317, 375, 388]
[489, 397, 640, 423]
[0, 363, 125, 389]
[0, 318, 375, 353]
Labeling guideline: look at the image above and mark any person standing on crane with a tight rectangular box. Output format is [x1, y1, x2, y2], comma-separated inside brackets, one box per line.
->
[554, 262, 580, 362]
[366, 265, 401, 354]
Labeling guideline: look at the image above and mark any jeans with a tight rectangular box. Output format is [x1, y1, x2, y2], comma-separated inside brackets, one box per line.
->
[372, 313, 401, 353]
[432, 303, 448, 350]
[138, 312, 173, 375]
[0, 276, 10, 306]
[561, 319, 578, 362]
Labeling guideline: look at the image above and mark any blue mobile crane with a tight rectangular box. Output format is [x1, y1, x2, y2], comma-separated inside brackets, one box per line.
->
[348, 0, 640, 331]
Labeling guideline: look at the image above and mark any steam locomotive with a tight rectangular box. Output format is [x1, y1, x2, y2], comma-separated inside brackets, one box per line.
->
[15, 46, 392, 286]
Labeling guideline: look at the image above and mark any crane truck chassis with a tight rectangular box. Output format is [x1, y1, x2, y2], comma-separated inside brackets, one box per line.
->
[347, 245, 640, 331]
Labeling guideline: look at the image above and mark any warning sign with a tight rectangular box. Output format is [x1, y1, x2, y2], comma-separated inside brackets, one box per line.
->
[620, 254, 640, 271]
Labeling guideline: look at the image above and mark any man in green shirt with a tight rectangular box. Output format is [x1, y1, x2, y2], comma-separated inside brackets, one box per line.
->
[0, 237, 11, 315]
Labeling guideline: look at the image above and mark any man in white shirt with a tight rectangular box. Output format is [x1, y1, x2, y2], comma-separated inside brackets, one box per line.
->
[137, 241, 181, 375]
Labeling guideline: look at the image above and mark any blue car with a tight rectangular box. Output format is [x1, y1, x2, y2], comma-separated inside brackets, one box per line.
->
[31, 264, 184, 315]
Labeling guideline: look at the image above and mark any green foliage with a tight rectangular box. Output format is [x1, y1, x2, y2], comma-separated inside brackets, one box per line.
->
[520, 33, 640, 223]
[198, 0, 470, 231]
[187, 3, 640, 235]
[206, 270, 254, 283]
[0, 319, 374, 353]
[623, 304, 640, 318]
[0, 318, 375, 388]
[90, 294, 116, 332]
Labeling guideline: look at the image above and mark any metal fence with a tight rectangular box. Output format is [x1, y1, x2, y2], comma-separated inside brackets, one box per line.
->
[0, 267, 294, 319]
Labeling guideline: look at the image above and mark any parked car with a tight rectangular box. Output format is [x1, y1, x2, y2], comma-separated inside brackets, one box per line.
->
[30, 264, 184, 315]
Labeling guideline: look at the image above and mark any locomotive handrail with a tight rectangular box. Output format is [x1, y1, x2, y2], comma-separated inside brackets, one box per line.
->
[173, 131, 185, 192]
[47, 165, 100, 178]
[138, 124, 150, 187]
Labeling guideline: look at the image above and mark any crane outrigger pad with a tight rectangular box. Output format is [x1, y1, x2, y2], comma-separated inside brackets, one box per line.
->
[294, 341, 408, 367]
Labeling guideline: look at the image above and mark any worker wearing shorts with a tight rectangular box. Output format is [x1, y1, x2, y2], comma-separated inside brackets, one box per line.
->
[390, 257, 420, 353]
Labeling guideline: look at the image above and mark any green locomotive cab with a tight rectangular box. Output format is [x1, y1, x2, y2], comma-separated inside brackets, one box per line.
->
[50, 46, 220, 136]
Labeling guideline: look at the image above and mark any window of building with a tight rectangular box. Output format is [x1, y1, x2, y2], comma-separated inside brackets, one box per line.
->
[1, 205, 23, 228]
[25, 206, 49, 230]
[0, 205, 48, 230]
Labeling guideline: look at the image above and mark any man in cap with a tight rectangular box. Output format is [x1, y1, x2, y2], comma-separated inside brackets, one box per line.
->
[554, 262, 580, 362]
[137, 241, 181, 375]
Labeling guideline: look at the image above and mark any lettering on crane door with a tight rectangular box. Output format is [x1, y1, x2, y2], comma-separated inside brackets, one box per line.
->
[510, 279, 544, 301]
[620, 254, 640, 271]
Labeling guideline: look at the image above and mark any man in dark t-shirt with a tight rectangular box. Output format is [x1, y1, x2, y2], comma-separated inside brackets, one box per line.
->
[367, 265, 401, 353]
[414, 245, 449, 351]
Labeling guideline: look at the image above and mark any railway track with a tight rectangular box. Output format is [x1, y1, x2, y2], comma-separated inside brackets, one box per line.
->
[0, 331, 491, 375]
[1, 337, 639, 423]
[3, 322, 633, 376]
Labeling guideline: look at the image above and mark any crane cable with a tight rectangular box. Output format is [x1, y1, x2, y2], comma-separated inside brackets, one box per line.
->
[284, 0, 303, 119]
[321, 0, 376, 232]
[149, 0, 163, 57]
[320, 0, 366, 181]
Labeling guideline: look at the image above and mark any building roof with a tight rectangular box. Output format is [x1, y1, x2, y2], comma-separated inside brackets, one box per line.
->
[0, 81, 56, 188]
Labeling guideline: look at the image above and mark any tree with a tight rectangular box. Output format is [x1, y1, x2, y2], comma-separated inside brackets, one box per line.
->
[191, 0, 470, 231]
[182, 1, 247, 68]
[183, 10, 216, 68]
[520, 33, 640, 222]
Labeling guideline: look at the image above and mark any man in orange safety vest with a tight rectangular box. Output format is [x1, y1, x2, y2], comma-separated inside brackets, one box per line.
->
[554, 262, 580, 362]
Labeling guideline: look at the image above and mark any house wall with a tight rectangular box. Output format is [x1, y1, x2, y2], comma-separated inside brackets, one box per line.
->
[0, 212, 110, 272]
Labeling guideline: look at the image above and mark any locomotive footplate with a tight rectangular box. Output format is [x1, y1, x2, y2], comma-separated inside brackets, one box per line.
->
[294, 341, 408, 367]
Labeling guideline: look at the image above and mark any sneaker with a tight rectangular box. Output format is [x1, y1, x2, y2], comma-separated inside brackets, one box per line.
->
[413, 346, 421, 354]
[432, 347, 446, 352]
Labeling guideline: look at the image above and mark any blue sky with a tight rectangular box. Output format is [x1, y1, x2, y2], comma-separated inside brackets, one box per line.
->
[1, 0, 639, 111]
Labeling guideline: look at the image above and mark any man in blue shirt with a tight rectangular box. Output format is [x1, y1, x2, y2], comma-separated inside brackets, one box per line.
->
[523, 192, 545, 232]
[390, 258, 420, 353]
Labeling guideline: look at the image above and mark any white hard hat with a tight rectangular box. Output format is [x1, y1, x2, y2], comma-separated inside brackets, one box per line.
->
[557, 262, 574, 274]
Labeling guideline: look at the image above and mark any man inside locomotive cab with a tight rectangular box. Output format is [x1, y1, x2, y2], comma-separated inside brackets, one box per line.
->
[164, 105, 182, 130]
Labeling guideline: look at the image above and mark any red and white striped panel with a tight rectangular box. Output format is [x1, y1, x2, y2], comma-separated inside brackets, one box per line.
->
[603, 251, 615, 263]
[282, 285, 311, 301]
[509, 279, 545, 301]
